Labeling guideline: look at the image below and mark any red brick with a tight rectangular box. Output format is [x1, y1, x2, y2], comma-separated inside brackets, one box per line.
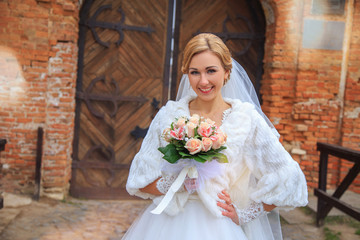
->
[2, 0, 360, 196]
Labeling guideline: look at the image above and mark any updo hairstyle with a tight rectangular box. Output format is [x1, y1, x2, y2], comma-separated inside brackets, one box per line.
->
[181, 33, 232, 83]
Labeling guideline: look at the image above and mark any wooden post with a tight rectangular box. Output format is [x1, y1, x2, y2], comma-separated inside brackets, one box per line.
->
[33, 127, 43, 201]
[316, 147, 328, 226]
[0, 138, 7, 209]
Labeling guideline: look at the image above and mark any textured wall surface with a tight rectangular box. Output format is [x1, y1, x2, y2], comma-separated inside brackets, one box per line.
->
[261, 0, 360, 192]
[0, 0, 79, 199]
[0, 0, 359, 198]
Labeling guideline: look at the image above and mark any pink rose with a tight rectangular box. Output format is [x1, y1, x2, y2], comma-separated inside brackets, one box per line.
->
[189, 114, 200, 124]
[197, 121, 214, 138]
[162, 128, 172, 142]
[185, 122, 197, 138]
[185, 138, 202, 155]
[205, 118, 215, 126]
[211, 130, 227, 149]
[176, 117, 186, 128]
[202, 137, 213, 152]
[170, 127, 185, 140]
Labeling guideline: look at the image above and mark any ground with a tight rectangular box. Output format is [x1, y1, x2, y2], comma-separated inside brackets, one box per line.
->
[0, 194, 359, 240]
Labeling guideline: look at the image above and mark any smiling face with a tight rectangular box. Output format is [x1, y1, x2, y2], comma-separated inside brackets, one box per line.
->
[188, 51, 229, 102]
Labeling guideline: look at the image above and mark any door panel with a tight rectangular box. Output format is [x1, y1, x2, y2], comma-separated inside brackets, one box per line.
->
[71, 0, 169, 199]
[172, 0, 266, 99]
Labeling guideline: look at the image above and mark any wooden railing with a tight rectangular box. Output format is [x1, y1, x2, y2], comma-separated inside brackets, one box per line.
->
[314, 142, 360, 226]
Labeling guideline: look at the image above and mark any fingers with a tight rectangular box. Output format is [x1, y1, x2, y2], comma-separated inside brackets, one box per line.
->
[217, 191, 235, 212]
[218, 191, 232, 205]
[217, 201, 239, 225]
[217, 190, 240, 225]
[221, 190, 230, 197]
[217, 201, 233, 212]
[222, 210, 240, 225]
[221, 210, 236, 219]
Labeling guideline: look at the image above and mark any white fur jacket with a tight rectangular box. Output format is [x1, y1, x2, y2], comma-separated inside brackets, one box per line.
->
[126, 96, 308, 217]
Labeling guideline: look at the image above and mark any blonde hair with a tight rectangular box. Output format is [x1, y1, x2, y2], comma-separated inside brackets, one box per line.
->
[181, 33, 232, 83]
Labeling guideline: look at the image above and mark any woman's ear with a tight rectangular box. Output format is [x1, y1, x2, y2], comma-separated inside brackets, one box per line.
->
[224, 70, 230, 85]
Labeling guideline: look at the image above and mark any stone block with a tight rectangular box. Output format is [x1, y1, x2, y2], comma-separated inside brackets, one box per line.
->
[1, 192, 32, 208]
[291, 148, 307, 155]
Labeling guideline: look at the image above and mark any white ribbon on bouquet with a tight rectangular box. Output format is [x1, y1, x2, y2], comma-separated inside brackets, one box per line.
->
[150, 159, 225, 215]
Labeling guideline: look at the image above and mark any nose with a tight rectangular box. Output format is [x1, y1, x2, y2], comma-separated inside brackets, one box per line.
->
[199, 73, 209, 85]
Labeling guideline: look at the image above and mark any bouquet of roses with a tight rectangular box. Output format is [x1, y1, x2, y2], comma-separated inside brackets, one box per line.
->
[158, 114, 228, 164]
[151, 114, 228, 215]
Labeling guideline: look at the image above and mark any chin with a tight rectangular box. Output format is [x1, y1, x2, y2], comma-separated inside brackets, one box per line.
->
[196, 93, 217, 102]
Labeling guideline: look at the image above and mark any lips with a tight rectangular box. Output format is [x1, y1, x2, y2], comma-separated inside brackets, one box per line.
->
[199, 87, 213, 94]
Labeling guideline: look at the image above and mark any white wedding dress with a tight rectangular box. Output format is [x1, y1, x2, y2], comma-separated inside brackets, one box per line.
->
[122, 197, 284, 239]
[122, 197, 249, 239]
[123, 96, 308, 240]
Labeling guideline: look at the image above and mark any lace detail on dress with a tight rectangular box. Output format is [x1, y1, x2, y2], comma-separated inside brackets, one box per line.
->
[156, 175, 186, 194]
[222, 108, 231, 124]
[234, 201, 266, 225]
[156, 175, 176, 194]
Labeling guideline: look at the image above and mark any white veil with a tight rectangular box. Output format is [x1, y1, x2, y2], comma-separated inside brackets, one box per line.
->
[176, 58, 280, 138]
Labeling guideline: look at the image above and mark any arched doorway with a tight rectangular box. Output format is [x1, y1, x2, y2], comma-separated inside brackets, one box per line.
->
[71, 0, 266, 199]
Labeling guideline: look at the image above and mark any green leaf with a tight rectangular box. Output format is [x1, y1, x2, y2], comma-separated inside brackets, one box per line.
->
[199, 154, 214, 161]
[179, 151, 192, 157]
[175, 145, 185, 151]
[192, 155, 207, 163]
[214, 146, 227, 152]
[200, 150, 216, 155]
[172, 140, 182, 147]
[212, 153, 228, 163]
[158, 144, 181, 163]
[194, 126, 199, 136]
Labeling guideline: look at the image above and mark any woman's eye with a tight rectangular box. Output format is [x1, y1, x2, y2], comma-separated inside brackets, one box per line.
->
[207, 69, 216, 74]
[190, 71, 199, 75]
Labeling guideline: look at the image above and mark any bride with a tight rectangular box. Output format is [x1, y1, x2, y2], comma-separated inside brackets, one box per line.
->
[122, 33, 308, 240]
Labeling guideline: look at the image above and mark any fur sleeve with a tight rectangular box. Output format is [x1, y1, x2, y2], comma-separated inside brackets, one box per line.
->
[126, 107, 165, 199]
[244, 109, 308, 210]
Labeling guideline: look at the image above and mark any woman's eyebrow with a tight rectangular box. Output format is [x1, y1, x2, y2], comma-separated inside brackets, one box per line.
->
[206, 66, 219, 69]
[189, 66, 219, 70]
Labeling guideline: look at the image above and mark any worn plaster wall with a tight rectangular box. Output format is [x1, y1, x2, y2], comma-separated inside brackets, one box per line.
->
[261, 0, 360, 192]
[0, 0, 79, 199]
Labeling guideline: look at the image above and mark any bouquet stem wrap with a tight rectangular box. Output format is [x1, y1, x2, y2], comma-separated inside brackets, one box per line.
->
[150, 159, 225, 215]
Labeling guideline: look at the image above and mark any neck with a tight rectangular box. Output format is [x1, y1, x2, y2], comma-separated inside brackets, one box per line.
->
[191, 95, 227, 114]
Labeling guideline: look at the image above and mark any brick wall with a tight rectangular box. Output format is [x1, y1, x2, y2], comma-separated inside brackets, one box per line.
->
[342, 0, 360, 191]
[262, 0, 360, 192]
[0, 0, 79, 199]
[0, 0, 359, 199]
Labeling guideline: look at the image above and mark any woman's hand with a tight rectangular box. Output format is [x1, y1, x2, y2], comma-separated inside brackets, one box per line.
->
[184, 177, 198, 193]
[217, 190, 240, 225]
[218, 190, 277, 226]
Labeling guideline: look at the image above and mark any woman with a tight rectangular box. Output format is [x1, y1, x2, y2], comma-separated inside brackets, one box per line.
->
[123, 33, 308, 240]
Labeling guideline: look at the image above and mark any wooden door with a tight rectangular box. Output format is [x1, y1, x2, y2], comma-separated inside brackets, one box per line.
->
[71, 0, 171, 199]
[170, 0, 266, 101]
[71, 0, 266, 200]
